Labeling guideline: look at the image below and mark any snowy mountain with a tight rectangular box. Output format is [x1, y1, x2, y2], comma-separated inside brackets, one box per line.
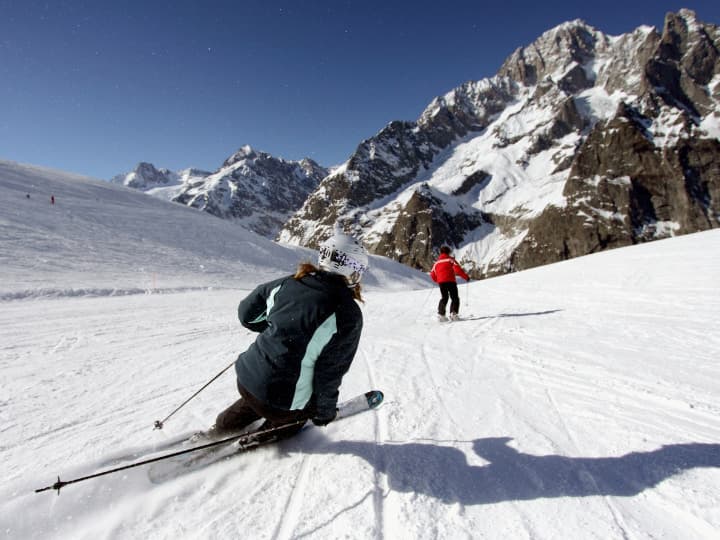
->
[2, 159, 719, 539]
[279, 9, 720, 278]
[110, 163, 211, 202]
[110, 162, 181, 190]
[112, 145, 328, 238]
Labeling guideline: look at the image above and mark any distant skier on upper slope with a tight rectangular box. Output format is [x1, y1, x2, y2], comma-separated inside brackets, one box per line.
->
[430, 245, 470, 322]
[209, 231, 369, 441]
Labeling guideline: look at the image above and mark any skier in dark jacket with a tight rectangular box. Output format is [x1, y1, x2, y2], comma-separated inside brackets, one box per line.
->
[430, 246, 469, 321]
[211, 232, 369, 440]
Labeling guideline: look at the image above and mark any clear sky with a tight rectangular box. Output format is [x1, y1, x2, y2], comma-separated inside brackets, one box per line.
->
[1, 1, 718, 180]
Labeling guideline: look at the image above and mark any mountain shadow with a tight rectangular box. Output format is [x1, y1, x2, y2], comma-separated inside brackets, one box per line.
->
[305, 437, 720, 505]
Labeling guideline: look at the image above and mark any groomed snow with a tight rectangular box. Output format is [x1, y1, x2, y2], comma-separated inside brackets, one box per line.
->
[1, 160, 719, 539]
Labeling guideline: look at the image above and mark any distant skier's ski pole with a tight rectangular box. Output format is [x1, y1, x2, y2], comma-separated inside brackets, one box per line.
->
[153, 360, 235, 430]
[35, 419, 306, 495]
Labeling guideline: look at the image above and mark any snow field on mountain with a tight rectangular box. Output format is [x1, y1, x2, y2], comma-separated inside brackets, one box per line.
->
[1, 161, 719, 539]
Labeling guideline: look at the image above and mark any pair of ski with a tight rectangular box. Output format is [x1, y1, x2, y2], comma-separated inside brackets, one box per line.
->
[437, 314, 479, 322]
[35, 390, 384, 494]
[151, 389, 384, 481]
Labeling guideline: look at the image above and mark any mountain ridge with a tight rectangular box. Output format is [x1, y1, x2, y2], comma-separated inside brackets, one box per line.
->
[279, 8, 719, 278]
[111, 146, 327, 238]
[113, 9, 719, 279]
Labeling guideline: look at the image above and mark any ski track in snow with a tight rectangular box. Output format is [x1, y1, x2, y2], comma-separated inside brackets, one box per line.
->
[519, 353, 632, 538]
[359, 348, 388, 539]
[272, 455, 312, 540]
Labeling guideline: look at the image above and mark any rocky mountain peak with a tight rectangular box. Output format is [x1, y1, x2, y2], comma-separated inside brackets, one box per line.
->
[645, 8, 719, 117]
[498, 19, 605, 88]
[110, 161, 177, 189]
[297, 157, 328, 179]
[279, 10, 720, 279]
[173, 147, 328, 237]
[223, 144, 260, 168]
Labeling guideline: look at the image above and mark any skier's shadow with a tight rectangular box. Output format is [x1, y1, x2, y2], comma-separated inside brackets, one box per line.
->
[305, 436, 720, 505]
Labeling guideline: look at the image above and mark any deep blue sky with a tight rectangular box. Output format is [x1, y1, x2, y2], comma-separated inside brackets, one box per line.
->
[1, 1, 718, 180]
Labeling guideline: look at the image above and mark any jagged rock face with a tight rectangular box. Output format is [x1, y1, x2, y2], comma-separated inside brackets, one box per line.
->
[279, 9, 720, 279]
[278, 78, 516, 248]
[175, 146, 327, 237]
[365, 185, 487, 270]
[110, 162, 179, 189]
[417, 79, 518, 147]
[498, 20, 604, 90]
[512, 105, 720, 272]
[646, 11, 720, 116]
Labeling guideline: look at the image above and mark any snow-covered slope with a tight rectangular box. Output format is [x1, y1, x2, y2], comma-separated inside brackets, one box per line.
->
[0, 159, 426, 300]
[1, 160, 719, 539]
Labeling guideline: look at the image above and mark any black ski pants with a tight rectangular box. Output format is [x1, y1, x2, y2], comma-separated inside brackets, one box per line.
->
[438, 281, 460, 315]
[215, 383, 310, 440]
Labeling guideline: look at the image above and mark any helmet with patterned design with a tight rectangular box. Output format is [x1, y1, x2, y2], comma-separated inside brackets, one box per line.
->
[318, 231, 369, 286]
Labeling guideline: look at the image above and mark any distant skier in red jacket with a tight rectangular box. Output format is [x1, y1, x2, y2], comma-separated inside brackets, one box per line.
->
[430, 246, 470, 321]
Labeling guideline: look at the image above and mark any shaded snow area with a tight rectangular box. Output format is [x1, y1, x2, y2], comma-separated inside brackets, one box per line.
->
[1, 160, 719, 539]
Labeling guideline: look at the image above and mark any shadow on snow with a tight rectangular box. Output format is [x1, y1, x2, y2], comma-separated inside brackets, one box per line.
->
[458, 309, 563, 322]
[306, 436, 720, 505]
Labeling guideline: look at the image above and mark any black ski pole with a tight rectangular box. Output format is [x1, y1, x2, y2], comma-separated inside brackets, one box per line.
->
[35, 419, 306, 495]
[153, 360, 235, 430]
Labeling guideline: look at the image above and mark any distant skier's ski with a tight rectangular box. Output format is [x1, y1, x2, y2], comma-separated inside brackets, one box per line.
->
[436, 314, 482, 323]
[148, 390, 384, 482]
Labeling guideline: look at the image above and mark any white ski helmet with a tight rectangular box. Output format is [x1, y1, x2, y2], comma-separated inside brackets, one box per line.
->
[318, 232, 369, 286]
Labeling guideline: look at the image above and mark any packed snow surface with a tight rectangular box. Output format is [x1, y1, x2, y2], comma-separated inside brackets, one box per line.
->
[1, 160, 719, 539]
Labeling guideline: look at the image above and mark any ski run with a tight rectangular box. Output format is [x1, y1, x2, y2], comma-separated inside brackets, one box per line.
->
[1, 160, 719, 539]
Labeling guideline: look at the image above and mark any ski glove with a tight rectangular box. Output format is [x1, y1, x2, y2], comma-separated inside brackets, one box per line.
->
[312, 409, 337, 427]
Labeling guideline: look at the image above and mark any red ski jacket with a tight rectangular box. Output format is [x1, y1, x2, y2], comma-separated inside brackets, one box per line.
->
[430, 253, 469, 283]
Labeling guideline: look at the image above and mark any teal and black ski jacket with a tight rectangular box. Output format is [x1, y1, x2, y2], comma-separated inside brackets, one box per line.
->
[234, 271, 363, 418]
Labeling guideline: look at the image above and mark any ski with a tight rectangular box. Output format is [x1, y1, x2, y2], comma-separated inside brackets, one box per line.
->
[189, 390, 384, 445]
[35, 390, 384, 494]
[148, 390, 384, 481]
[336, 389, 384, 419]
[150, 390, 385, 480]
[436, 314, 482, 323]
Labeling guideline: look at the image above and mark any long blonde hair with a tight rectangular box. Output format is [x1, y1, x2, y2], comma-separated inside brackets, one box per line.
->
[294, 262, 364, 302]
